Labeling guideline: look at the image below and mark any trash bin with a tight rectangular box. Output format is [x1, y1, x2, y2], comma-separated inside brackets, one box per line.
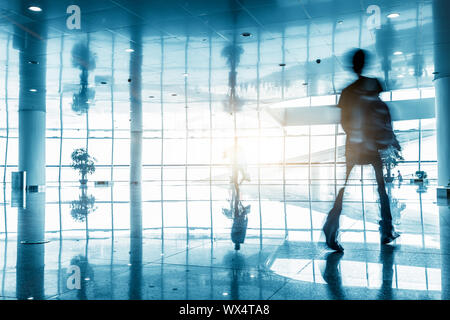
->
[12, 171, 26, 190]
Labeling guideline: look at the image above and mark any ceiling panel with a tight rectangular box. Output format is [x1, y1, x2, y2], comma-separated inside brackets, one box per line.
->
[0, 0, 439, 111]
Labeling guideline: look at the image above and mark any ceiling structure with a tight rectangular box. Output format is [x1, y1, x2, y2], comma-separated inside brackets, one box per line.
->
[0, 0, 436, 115]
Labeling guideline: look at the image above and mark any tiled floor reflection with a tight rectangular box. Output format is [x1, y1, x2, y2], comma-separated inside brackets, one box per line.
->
[0, 182, 449, 300]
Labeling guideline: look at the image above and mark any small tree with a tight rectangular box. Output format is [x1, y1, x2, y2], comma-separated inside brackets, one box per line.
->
[71, 148, 96, 184]
[380, 145, 403, 183]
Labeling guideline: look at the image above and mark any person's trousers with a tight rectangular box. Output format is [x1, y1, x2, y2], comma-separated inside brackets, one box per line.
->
[326, 154, 392, 225]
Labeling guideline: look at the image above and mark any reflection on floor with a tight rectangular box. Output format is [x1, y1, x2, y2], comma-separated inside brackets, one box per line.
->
[0, 182, 449, 300]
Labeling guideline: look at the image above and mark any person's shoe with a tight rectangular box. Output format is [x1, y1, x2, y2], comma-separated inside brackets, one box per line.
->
[323, 219, 344, 252]
[234, 243, 241, 250]
[379, 220, 400, 244]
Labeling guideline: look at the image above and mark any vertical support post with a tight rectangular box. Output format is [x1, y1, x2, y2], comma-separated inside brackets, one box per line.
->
[130, 29, 143, 187]
[160, 35, 165, 239]
[184, 36, 190, 239]
[433, 0, 450, 187]
[129, 27, 143, 239]
[16, 192, 46, 299]
[208, 34, 214, 241]
[129, 27, 143, 299]
[433, 0, 450, 300]
[17, 20, 47, 189]
[257, 30, 263, 246]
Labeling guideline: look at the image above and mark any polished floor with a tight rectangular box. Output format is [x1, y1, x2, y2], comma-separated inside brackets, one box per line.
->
[1, 181, 449, 300]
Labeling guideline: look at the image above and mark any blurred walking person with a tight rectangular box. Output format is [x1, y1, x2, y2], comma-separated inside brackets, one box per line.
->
[397, 170, 403, 183]
[323, 49, 401, 251]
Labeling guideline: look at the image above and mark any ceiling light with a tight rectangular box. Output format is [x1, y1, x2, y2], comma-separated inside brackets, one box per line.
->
[387, 13, 400, 19]
[125, 48, 134, 53]
[397, 74, 404, 78]
[29, 88, 37, 92]
[394, 51, 403, 55]
[337, 20, 343, 24]
[28, 6, 42, 12]
[241, 32, 252, 37]
[183, 73, 189, 77]
[279, 63, 286, 67]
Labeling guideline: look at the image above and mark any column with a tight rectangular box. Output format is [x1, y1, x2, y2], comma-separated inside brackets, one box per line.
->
[433, 0, 450, 300]
[16, 16, 47, 189]
[129, 27, 143, 238]
[129, 184, 143, 299]
[129, 28, 143, 186]
[16, 192, 46, 299]
[13, 1, 47, 301]
[433, 0, 450, 187]
[129, 27, 143, 299]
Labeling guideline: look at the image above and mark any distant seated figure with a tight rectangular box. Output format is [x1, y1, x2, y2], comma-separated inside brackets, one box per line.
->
[415, 170, 427, 180]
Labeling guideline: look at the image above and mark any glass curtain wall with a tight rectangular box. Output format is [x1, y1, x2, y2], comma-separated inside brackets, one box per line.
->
[0, 32, 437, 237]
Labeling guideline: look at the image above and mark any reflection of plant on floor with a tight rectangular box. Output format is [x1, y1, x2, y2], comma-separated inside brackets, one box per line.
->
[382, 184, 406, 225]
[72, 81, 95, 115]
[71, 42, 96, 115]
[72, 42, 96, 71]
[71, 148, 96, 185]
[416, 182, 428, 193]
[70, 192, 96, 222]
[376, 196, 406, 225]
[390, 198, 406, 225]
[380, 145, 403, 183]
[221, 44, 245, 114]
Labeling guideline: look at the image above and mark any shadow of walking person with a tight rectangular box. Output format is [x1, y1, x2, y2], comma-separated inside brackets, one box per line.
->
[224, 251, 247, 300]
[322, 252, 346, 300]
[378, 245, 397, 300]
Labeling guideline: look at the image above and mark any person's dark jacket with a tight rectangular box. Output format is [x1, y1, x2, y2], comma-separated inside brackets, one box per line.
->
[338, 76, 399, 164]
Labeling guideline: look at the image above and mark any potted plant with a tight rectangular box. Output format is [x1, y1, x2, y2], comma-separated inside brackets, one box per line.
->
[380, 145, 403, 183]
[71, 148, 96, 185]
